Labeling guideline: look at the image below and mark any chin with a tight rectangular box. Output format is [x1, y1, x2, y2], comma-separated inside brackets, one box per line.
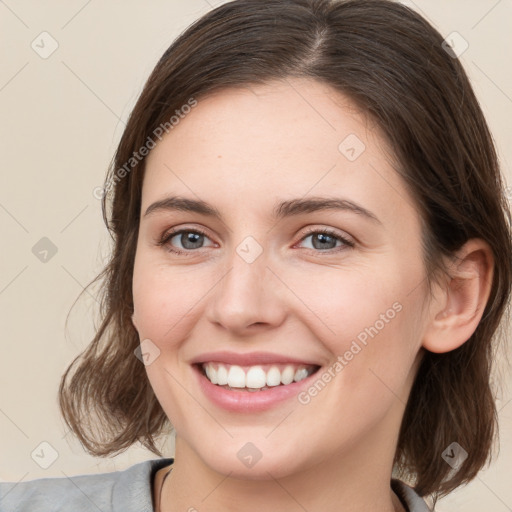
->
[197, 445, 302, 480]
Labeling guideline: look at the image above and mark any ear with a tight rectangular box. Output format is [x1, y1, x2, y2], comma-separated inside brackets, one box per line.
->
[131, 312, 138, 331]
[422, 239, 494, 353]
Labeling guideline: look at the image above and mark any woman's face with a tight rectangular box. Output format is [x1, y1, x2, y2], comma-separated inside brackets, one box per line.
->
[132, 78, 432, 479]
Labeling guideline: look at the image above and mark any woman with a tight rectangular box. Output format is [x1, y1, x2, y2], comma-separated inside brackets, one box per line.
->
[1, 1, 510, 511]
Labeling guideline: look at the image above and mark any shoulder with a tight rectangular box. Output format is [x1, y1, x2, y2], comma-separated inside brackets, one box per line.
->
[0, 457, 174, 512]
[392, 479, 431, 512]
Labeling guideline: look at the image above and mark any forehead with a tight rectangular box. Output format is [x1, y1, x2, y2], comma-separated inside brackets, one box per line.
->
[141, 78, 416, 226]
[148, 79, 374, 170]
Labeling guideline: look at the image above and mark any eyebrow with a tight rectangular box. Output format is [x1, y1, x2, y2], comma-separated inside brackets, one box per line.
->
[143, 195, 381, 224]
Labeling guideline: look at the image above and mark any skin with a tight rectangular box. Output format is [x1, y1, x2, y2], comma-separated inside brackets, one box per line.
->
[131, 78, 493, 512]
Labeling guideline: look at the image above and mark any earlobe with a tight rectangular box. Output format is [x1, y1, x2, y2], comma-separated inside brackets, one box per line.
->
[422, 239, 494, 354]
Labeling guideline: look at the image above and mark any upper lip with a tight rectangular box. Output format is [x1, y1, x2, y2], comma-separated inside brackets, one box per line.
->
[191, 351, 321, 367]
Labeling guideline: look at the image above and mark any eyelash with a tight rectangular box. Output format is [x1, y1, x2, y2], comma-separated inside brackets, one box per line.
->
[157, 226, 355, 257]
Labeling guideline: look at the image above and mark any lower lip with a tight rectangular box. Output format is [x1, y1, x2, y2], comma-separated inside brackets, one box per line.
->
[194, 365, 320, 412]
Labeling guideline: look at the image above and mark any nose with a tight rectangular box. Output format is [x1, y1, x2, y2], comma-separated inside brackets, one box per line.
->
[205, 246, 287, 336]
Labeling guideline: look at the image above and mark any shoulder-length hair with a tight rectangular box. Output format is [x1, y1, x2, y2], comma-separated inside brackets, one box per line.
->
[59, 0, 512, 501]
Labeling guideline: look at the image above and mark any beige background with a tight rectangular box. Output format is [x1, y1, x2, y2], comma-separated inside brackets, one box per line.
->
[0, 0, 511, 510]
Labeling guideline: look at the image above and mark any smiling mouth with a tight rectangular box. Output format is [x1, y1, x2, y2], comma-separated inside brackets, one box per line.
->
[198, 362, 320, 391]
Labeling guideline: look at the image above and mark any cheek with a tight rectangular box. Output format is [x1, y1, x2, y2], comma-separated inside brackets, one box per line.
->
[284, 263, 406, 343]
[285, 259, 425, 389]
[131, 254, 210, 344]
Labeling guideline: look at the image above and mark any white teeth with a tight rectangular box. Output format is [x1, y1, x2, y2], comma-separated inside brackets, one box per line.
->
[202, 362, 316, 390]
[217, 365, 228, 385]
[266, 366, 281, 387]
[227, 365, 246, 388]
[281, 365, 295, 385]
[294, 368, 309, 382]
[205, 364, 217, 384]
[246, 366, 267, 388]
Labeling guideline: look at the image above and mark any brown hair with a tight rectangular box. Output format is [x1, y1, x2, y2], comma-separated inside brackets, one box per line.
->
[59, 0, 512, 501]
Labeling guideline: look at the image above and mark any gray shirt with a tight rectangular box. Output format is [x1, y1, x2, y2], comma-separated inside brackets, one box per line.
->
[0, 457, 430, 511]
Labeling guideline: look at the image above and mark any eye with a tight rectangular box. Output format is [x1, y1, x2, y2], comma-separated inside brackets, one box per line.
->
[297, 228, 354, 252]
[157, 228, 216, 255]
[157, 226, 355, 256]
